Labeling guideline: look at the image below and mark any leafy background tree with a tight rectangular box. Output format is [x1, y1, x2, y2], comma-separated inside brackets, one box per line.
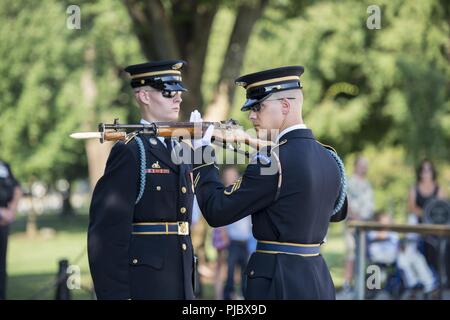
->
[0, 0, 449, 298]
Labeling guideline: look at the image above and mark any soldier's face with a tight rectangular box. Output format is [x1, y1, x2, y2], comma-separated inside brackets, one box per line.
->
[248, 100, 284, 140]
[137, 88, 182, 121]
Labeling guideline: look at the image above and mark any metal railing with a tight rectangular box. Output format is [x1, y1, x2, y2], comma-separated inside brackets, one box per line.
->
[348, 221, 450, 300]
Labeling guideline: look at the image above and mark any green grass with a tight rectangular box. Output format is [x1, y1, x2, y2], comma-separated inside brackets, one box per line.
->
[7, 213, 92, 300]
[6, 213, 346, 299]
[322, 223, 346, 288]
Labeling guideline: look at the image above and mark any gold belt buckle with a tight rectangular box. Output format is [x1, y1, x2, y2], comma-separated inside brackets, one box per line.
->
[177, 221, 189, 235]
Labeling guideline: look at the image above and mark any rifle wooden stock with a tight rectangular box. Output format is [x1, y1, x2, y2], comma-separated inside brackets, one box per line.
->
[103, 131, 127, 142]
[102, 125, 273, 149]
[72, 120, 275, 153]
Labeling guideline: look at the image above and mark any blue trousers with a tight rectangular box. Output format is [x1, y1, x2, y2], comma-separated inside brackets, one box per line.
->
[224, 240, 249, 300]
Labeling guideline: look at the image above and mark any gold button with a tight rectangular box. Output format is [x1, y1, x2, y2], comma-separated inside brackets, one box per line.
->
[250, 270, 254, 276]
[182, 243, 187, 251]
[181, 186, 187, 194]
[180, 207, 186, 214]
[156, 186, 161, 191]
[132, 259, 138, 264]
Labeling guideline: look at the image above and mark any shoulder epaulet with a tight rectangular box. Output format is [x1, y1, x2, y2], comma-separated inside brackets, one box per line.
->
[319, 142, 347, 216]
[271, 139, 287, 151]
[125, 132, 139, 145]
[316, 140, 337, 154]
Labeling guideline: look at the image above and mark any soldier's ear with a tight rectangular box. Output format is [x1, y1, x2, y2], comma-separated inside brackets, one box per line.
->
[281, 98, 290, 115]
[137, 89, 151, 105]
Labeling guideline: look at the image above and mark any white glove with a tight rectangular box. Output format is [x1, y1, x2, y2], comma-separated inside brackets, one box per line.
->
[190, 110, 214, 150]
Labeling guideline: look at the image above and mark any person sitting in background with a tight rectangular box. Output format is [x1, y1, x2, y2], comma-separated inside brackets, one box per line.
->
[343, 155, 374, 294]
[368, 212, 398, 266]
[368, 211, 437, 298]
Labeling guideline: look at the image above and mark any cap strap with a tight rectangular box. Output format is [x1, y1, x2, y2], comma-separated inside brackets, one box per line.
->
[131, 70, 181, 79]
[246, 76, 300, 90]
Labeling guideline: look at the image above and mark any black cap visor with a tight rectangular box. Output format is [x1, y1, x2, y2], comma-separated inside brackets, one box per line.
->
[162, 82, 187, 92]
[240, 81, 301, 111]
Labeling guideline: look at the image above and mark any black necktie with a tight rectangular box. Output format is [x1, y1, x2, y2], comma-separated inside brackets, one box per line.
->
[164, 137, 173, 154]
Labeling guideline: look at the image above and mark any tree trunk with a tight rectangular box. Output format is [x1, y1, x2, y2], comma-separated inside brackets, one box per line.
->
[123, 0, 219, 119]
[123, 0, 180, 59]
[205, 0, 268, 121]
[173, 1, 219, 119]
[81, 47, 112, 191]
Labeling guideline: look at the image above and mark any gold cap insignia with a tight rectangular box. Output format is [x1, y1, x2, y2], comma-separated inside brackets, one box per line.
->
[172, 62, 183, 70]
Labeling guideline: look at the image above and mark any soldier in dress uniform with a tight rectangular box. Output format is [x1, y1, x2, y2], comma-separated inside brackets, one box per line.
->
[190, 66, 348, 299]
[88, 60, 197, 300]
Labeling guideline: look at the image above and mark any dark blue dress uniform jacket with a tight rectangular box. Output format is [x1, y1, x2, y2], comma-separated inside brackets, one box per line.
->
[87, 135, 195, 300]
[193, 128, 347, 299]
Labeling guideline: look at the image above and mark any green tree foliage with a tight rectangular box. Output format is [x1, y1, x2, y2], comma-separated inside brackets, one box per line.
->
[0, 0, 142, 185]
[0, 0, 448, 217]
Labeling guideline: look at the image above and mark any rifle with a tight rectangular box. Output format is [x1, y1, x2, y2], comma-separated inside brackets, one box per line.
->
[70, 119, 273, 157]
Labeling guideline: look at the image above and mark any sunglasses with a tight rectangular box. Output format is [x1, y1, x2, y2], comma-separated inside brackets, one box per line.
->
[144, 89, 181, 98]
[161, 90, 181, 98]
[249, 97, 296, 112]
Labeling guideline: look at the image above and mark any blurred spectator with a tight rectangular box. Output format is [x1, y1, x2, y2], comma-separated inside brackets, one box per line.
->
[408, 159, 447, 222]
[247, 234, 257, 254]
[407, 159, 447, 280]
[343, 155, 374, 293]
[368, 212, 398, 265]
[224, 216, 252, 300]
[0, 160, 22, 300]
[221, 166, 252, 300]
[212, 227, 229, 300]
[191, 195, 211, 298]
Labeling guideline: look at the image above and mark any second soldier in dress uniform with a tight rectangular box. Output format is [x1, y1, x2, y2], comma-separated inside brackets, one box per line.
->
[88, 60, 197, 300]
[191, 66, 348, 299]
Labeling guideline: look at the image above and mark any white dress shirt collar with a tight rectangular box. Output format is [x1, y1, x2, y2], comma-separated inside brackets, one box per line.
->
[276, 124, 307, 143]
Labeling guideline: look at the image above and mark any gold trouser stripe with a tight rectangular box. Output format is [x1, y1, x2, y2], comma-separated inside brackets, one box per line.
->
[131, 70, 181, 79]
[258, 240, 320, 247]
[256, 249, 319, 257]
[245, 76, 300, 90]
